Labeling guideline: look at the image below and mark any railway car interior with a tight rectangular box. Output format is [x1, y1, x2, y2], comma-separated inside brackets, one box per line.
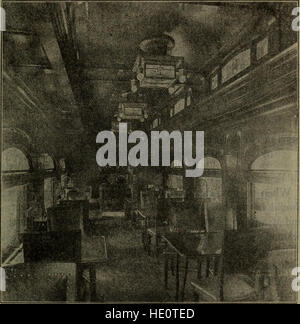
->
[1, 2, 298, 303]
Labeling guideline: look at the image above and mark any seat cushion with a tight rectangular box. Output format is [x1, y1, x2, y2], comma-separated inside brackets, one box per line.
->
[2, 263, 76, 302]
[191, 274, 256, 302]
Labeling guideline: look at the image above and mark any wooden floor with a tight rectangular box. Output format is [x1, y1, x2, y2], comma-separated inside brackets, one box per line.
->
[92, 221, 165, 302]
[91, 220, 196, 302]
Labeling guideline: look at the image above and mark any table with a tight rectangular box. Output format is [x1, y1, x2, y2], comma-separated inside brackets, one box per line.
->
[161, 231, 224, 301]
[76, 258, 106, 301]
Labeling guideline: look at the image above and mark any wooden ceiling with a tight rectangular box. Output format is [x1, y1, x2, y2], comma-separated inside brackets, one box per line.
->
[3, 2, 280, 149]
[75, 2, 259, 69]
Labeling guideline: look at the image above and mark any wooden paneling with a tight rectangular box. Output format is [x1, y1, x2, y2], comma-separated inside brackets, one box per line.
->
[167, 43, 297, 131]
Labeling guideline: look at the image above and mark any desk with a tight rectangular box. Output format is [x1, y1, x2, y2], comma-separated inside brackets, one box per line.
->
[161, 231, 224, 301]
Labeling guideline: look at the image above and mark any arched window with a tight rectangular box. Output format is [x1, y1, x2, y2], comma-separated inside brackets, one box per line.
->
[251, 150, 297, 171]
[202, 156, 221, 170]
[1, 148, 29, 259]
[2, 147, 30, 173]
[38, 153, 55, 171]
[194, 156, 222, 177]
[248, 150, 297, 228]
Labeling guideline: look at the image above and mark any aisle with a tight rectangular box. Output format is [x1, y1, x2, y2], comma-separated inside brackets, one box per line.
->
[92, 223, 169, 302]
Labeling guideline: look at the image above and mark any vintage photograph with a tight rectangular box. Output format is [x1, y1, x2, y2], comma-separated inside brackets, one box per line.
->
[0, 1, 299, 304]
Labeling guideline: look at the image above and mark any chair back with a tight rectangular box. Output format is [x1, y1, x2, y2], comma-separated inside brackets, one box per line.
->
[140, 190, 159, 227]
[23, 230, 81, 262]
[58, 200, 91, 234]
[266, 248, 297, 302]
[47, 203, 82, 232]
[196, 231, 225, 300]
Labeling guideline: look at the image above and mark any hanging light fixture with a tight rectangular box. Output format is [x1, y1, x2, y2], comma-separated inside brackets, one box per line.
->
[131, 79, 138, 93]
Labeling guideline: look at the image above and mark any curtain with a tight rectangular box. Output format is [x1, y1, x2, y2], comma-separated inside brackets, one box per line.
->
[1, 185, 27, 257]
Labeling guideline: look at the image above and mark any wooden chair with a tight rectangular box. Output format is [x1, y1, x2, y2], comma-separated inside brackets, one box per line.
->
[4, 231, 82, 302]
[49, 201, 108, 301]
[191, 231, 257, 302]
[255, 248, 297, 302]
[140, 193, 170, 257]
[13, 231, 108, 301]
[77, 235, 108, 302]
[22, 230, 82, 263]
[57, 200, 92, 235]
[47, 205, 81, 232]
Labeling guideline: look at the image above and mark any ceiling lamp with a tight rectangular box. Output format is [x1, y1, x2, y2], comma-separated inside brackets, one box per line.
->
[133, 35, 187, 92]
[114, 102, 148, 123]
[139, 35, 175, 56]
[133, 55, 186, 90]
